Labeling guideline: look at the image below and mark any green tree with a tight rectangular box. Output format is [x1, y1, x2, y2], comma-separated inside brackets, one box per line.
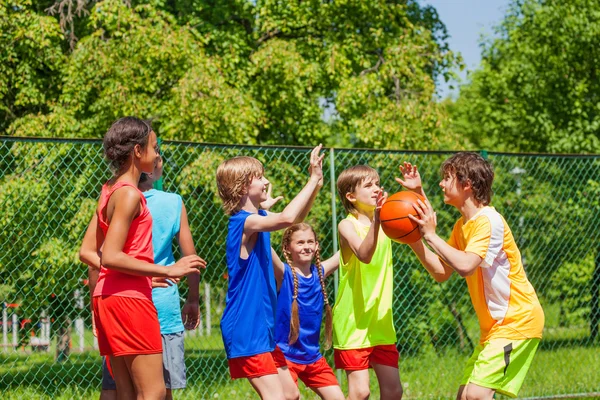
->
[0, 0, 64, 133]
[450, 0, 600, 153]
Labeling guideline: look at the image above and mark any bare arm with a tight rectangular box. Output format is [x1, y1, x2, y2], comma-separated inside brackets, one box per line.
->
[79, 214, 102, 270]
[271, 247, 285, 290]
[322, 250, 340, 277]
[102, 187, 202, 278]
[245, 145, 324, 234]
[410, 199, 482, 277]
[178, 202, 206, 329]
[407, 240, 453, 282]
[338, 192, 387, 265]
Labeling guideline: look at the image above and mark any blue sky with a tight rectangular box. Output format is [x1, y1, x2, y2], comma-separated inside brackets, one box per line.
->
[421, 0, 510, 99]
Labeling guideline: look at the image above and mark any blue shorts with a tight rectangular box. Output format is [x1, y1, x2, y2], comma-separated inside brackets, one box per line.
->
[102, 331, 187, 390]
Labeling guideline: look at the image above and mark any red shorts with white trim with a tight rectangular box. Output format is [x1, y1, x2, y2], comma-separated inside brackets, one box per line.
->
[334, 344, 399, 371]
[287, 357, 339, 388]
[93, 295, 162, 357]
[228, 347, 285, 379]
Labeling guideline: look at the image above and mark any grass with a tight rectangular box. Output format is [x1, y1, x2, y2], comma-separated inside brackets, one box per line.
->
[1, 303, 598, 399]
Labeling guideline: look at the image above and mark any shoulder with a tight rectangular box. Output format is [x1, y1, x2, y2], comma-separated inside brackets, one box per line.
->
[112, 185, 142, 203]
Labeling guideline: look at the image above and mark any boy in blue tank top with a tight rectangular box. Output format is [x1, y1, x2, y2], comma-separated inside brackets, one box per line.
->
[216, 145, 324, 400]
[273, 223, 344, 400]
[83, 156, 206, 400]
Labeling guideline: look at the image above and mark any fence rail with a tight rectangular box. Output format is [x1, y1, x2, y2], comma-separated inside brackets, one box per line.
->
[0, 137, 598, 399]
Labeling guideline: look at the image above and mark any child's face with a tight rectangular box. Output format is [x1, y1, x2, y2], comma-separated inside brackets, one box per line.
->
[247, 175, 270, 203]
[287, 229, 318, 265]
[140, 131, 160, 174]
[348, 177, 382, 211]
[439, 172, 465, 206]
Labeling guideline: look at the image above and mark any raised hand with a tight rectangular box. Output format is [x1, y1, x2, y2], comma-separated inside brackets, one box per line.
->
[396, 162, 422, 191]
[167, 255, 206, 279]
[408, 198, 437, 239]
[308, 144, 325, 184]
[260, 183, 284, 211]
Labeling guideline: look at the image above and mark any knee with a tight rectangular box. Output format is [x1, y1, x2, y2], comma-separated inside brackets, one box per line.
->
[382, 385, 403, 399]
[283, 387, 300, 400]
[465, 390, 493, 400]
[350, 385, 371, 400]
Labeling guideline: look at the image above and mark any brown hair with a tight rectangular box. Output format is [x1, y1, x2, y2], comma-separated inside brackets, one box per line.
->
[103, 117, 153, 175]
[216, 156, 264, 215]
[441, 152, 494, 206]
[282, 223, 333, 350]
[336, 165, 380, 214]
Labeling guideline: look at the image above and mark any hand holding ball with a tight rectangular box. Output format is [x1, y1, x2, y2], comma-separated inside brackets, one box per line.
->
[380, 191, 425, 244]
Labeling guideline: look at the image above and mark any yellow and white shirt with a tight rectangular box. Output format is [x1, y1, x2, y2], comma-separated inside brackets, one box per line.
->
[448, 206, 544, 343]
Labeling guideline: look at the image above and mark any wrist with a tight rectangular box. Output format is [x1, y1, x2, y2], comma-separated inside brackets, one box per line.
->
[185, 296, 199, 303]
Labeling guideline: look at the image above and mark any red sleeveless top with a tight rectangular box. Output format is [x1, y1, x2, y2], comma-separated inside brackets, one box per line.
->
[92, 181, 154, 300]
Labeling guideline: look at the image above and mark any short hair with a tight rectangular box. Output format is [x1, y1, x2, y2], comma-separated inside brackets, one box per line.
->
[216, 156, 264, 215]
[441, 152, 494, 206]
[336, 165, 380, 214]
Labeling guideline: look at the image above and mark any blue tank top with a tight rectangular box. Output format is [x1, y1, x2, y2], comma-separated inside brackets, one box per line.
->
[144, 189, 184, 335]
[275, 263, 324, 364]
[220, 210, 276, 358]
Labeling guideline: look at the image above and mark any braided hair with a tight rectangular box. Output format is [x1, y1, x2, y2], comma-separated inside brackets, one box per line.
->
[282, 223, 333, 349]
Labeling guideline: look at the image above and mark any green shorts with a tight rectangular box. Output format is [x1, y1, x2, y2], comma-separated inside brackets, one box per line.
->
[460, 338, 540, 398]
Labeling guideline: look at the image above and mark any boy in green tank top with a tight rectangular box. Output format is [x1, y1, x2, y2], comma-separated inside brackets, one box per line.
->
[333, 165, 403, 400]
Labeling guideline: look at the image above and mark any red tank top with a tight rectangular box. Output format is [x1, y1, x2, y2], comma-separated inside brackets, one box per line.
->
[92, 181, 154, 300]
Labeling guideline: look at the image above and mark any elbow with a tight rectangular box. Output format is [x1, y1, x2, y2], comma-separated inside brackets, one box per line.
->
[456, 267, 475, 278]
[101, 252, 118, 269]
[432, 273, 449, 283]
[357, 254, 373, 264]
[279, 212, 297, 227]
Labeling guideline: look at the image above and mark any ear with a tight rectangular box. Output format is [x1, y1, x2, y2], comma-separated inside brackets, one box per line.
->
[133, 143, 143, 159]
[345, 191, 356, 204]
[463, 179, 473, 192]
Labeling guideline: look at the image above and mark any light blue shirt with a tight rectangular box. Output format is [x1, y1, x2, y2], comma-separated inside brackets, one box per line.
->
[144, 189, 185, 334]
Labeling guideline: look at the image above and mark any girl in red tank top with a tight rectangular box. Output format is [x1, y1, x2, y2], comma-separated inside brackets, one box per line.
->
[79, 117, 203, 399]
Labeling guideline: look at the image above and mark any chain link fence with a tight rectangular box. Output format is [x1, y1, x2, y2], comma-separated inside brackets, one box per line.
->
[0, 137, 598, 399]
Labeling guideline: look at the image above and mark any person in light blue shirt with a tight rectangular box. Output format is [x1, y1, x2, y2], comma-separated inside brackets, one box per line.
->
[98, 155, 205, 400]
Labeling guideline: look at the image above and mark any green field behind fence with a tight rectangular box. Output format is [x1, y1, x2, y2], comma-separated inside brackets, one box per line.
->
[0, 137, 599, 399]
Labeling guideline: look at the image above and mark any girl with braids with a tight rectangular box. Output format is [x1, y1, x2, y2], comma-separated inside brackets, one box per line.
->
[272, 223, 344, 400]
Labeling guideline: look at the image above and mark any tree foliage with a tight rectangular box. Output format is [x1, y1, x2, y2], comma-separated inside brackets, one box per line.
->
[4, 0, 461, 150]
[450, 0, 600, 153]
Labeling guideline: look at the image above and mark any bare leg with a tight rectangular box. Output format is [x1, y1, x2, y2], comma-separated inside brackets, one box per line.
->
[100, 390, 117, 400]
[310, 385, 345, 400]
[372, 363, 402, 400]
[346, 369, 370, 400]
[248, 373, 286, 400]
[123, 353, 166, 400]
[463, 383, 495, 400]
[277, 367, 300, 400]
[110, 356, 136, 400]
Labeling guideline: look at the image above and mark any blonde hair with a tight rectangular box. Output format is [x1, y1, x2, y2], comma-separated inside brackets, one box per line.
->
[336, 165, 380, 214]
[282, 223, 333, 350]
[216, 156, 264, 215]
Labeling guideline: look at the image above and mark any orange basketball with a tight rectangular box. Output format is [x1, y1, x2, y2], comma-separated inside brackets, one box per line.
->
[380, 191, 424, 244]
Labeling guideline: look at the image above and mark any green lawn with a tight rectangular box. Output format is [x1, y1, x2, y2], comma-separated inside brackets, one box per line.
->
[1, 303, 598, 399]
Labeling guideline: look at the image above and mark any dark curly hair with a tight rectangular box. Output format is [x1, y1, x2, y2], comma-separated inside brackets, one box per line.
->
[103, 117, 153, 175]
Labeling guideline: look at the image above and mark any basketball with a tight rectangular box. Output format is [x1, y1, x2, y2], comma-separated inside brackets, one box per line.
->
[380, 191, 425, 244]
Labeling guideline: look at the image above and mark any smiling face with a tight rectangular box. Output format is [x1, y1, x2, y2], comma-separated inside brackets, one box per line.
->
[286, 228, 318, 266]
[246, 174, 270, 203]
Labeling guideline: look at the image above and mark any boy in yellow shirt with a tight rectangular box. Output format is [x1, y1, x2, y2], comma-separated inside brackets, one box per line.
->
[398, 153, 544, 399]
[333, 165, 403, 400]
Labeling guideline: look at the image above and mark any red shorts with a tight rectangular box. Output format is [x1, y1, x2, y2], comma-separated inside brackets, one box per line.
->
[228, 347, 285, 379]
[334, 344, 399, 371]
[286, 357, 339, 388]
[93, 295, 162, 357]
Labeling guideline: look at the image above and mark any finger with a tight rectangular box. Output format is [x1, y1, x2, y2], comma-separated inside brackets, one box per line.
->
[395, 177, 406, 187]
[266, 183, 273, 197]
[408, 214, 425, 225]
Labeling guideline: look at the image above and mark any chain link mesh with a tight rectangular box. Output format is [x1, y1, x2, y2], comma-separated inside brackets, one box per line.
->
[0, 138, 598, 399]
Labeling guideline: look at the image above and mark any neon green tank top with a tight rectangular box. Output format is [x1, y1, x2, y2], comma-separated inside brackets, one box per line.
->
[332, 214, 396, 349]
